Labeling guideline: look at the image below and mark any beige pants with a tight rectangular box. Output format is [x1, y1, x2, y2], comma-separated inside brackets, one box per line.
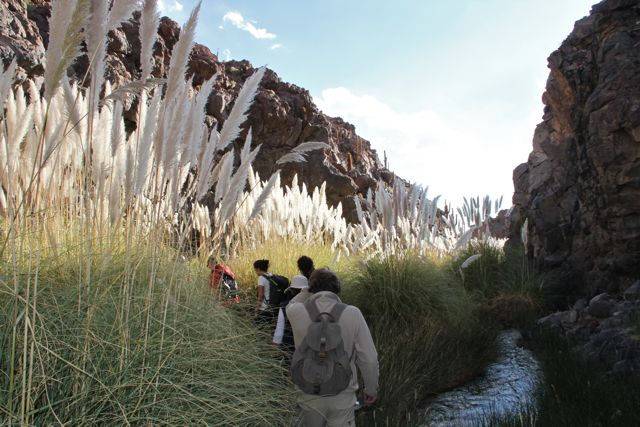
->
[297, 391, 357, 427]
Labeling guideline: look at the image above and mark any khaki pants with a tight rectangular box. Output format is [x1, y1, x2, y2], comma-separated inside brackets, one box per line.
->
[297, 391, 356, 427]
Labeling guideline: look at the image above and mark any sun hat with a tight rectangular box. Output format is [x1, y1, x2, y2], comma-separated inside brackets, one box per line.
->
[290, 275, 309, 289]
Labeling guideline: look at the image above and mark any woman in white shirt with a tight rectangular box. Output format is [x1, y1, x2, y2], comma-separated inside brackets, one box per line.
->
[254, 259, 276, 327]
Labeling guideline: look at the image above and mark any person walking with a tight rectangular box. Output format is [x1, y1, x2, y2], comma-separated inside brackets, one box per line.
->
[254, 259, 289, 328]
[207, 257, 240, 307]
[297, 255, 315, 279]
[272, 274, 308, 354]
[287, 268, 379, 426]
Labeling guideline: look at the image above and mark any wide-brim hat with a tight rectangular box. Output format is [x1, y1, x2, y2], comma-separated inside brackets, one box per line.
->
[290, 275, 308, 289]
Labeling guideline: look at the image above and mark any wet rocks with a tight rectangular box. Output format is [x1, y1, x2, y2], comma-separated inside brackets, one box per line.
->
[537, 292, 640, 376]
[624, 281, 640, 300]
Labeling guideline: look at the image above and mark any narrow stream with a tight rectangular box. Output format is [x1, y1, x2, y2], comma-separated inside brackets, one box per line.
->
[421, 330, 542, 426]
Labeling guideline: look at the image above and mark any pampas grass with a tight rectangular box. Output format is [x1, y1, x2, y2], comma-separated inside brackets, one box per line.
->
[140, 0, 160, 83]
[218, 67, 266, 151]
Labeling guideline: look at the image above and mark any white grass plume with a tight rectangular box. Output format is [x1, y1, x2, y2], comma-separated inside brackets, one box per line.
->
[0, 60, 16, 122]
[140, 0, 160, 82]
[248, 171, 280, 221]
[44, 0, 90, 100]
[106, 0, 138, 32]
[292, 141, 330, 154]
[461, 253, 482, 269]
[214, 150, 235, 203]
[219, 144, 262, 223]
[195, 130, 219, 200]
[218, 67, 266, 151]
[276, 152, 307, 165]
[165, 2, 200, 103]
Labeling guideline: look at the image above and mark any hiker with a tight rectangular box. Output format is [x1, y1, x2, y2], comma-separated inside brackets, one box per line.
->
[287, 268, 379, 426]
[208, 257, 240, 307]
[297, 255, 315, 279]
[272, 274, 308, 354]
[254, 259, 289, 328]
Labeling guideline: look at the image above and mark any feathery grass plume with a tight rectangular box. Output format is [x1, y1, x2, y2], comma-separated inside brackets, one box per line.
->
[195, 130, 220, 200]
[521, 218, 529, 254]
[134, 89, 161, 195]
[461, 253, 482, 269]
[240, 127, 253, 161]
[219, 144, 262, 223]
[140, 0, 160, 82]
[0, 59, 16, 107]
[455, 227, 475, 251]
[106, 0, 138, 32]
[61, 78, 83, 133]
[165, 2, 201, 103]
[110, 101, 125, 156]
[214, 150, 235, 203]
[44, 0, 90, 100]
[276, 152, 307, 165]
[184, 76, 216, 167]
[217, 67, 266, 151]
[292, 141, 331, 153]
[248, 171, 280, 221]
[85, 0, 109, 111]
[192, 202, 211, 240]
[354, 196, 365, 224]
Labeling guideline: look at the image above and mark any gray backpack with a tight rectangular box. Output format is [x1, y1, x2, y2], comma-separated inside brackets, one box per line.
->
[290, 299, 352, 395]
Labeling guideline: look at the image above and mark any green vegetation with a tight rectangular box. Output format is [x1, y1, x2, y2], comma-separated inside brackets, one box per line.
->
[340, 243, 543, 426]
[0, 235, 295, 425]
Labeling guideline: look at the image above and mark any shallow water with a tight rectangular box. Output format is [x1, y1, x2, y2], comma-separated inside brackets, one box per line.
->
[421, 330, 542, 426]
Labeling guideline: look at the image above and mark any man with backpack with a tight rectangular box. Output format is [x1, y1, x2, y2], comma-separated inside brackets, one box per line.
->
[208, 257, 240, 307]
[287, 268, 379, 426]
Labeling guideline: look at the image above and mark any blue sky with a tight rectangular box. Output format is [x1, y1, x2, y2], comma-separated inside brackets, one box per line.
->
[160, 0, 595, 208]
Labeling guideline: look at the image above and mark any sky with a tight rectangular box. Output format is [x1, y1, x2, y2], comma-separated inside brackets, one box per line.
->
[159, 0, 596, 208]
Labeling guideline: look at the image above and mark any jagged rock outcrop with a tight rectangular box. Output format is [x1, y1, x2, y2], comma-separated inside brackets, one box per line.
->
[511, 0, 640, 295]
[538, 288, 640, 376]
[0, 0, 390, 222]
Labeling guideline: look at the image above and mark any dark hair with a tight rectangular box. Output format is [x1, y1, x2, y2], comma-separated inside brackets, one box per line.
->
[309, 268, 341, 294]
[253, 259, 269, 272]
[297, 256, 315, 279]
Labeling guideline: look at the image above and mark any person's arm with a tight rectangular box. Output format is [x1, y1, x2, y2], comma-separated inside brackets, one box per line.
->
[353, 308, 379, 403]
[257, 280, 265, 310]
[272, 308, 285, 345]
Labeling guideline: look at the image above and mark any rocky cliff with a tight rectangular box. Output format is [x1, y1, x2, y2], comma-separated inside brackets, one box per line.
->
[0, 0, 391, 222]
[512, 0, 640, 295]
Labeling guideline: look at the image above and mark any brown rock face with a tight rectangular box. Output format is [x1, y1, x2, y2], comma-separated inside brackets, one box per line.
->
[511, 0, 640, 294]
[0, 1, 388, 222]
[0, 0, 45, 80]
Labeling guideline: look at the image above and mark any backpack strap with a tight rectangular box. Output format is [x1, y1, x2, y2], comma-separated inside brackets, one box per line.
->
[304, 299, 347, 322]
[329, 303, 347, 322]
[304, 299, 321, 322]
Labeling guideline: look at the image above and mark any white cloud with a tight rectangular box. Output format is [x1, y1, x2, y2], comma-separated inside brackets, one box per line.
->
[269, 43, 283, 50]
[221, 49, 232, 62]
[315, 87, 536, 208]
[158, 0, 183, 14]
[223, 11, 276, 40]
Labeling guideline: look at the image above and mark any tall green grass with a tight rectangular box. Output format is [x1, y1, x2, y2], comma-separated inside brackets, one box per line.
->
[342, 253, 499, 426]
[0, 234, 295, 425]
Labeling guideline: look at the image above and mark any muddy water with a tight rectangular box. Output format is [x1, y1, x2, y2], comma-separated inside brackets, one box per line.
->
[421, 330, 542, 426]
